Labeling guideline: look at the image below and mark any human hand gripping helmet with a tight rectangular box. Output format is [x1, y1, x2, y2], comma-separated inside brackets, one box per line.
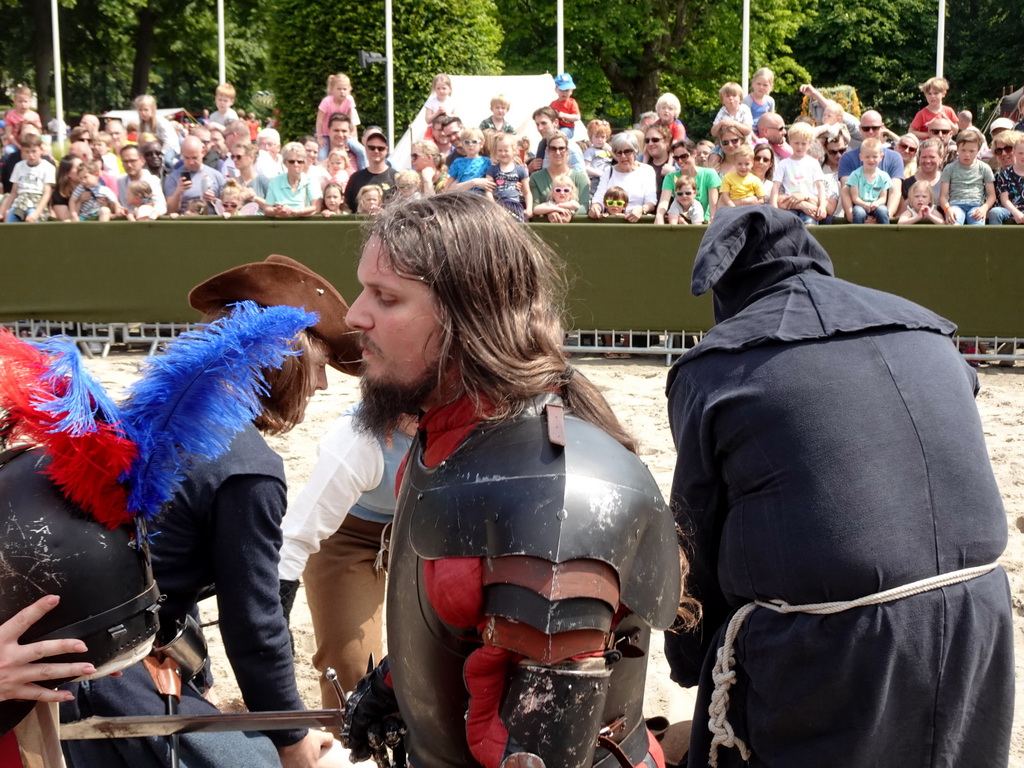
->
[0, 300, 319, 735]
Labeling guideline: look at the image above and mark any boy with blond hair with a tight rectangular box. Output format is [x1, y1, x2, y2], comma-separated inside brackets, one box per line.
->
[210, 83, 239, 127]
[711, 82, 753, 140]
[719, 144, 764, 206]
[770, 122, 826, 224]
[0, 133, 53, 222]
[479, 94, 515, 134]
[940, 127, 996, 225]
[846, 138, 892, 223]
[3, 85, 41, 154]
[910, 77, 958, 141]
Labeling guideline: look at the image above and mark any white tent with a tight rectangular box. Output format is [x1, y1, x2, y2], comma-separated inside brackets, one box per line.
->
[389, 74, 584, 170]
[100, 108, 188, 125]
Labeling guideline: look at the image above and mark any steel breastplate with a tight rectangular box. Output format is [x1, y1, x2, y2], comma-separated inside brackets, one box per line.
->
[386, 397, 680, 767]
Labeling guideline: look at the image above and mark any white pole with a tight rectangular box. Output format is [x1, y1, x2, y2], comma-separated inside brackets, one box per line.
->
[936, 0, 945, 77]
[557, 0, 564, 75]
[217, 0, 226, 84]
[741, 0, 750, 93]
[385, 0, 394, 146]
[50, 0, 64, 141]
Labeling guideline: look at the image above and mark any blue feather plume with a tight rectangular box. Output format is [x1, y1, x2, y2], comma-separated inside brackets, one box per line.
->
[119, 301, 317, 519]
[29, 336, 124, 437]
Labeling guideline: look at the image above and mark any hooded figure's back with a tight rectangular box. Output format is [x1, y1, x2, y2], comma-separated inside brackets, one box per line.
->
[665, 208, 1013, 768]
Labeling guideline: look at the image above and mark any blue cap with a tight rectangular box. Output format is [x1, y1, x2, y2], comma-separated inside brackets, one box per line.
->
[554, 73, 576, 91]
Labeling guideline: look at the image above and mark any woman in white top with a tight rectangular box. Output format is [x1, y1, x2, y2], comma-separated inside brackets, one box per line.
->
[589, 132, 658, 222]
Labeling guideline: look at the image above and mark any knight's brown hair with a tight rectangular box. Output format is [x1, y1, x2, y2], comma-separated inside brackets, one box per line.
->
[364, 193, 637, 453]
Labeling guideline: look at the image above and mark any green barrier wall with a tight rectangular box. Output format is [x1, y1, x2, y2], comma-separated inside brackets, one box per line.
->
[2, 220, 1022, 336]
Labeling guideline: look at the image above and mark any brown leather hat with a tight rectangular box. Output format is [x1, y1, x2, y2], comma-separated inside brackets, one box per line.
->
[188, 254, 361, 375]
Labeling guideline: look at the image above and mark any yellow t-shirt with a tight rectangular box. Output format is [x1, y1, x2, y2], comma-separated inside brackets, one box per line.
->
[721, 172, 765, 201]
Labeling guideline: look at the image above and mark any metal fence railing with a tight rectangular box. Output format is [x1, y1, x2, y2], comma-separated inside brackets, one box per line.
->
[4, 321, 1023, 368]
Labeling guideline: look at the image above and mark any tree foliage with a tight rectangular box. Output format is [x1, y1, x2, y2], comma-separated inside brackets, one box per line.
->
[495, 0, 811, 135]
[943, 0, 1024, 119]
[0, 0, 269, 121]
[790, 0, 937, 130]
[1, 0, 1018, 140]
[266, 0, 502, 141]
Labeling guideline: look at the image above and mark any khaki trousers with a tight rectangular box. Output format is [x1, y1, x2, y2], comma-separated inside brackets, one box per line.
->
[303, 515, 389, 712]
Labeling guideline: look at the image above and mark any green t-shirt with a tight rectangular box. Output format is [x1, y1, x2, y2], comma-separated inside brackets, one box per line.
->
[662, 166, 720, 221]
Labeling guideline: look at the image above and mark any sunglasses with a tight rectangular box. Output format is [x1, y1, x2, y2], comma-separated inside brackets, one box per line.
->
[860, 125, 882, 132]
[930, 128, 951, 135]
[548, 145, 568, 153]
[673, 153, 691, 161]
[644, 137, 662, 143]
[462, 139, 481, 145]
[897, 143, 917, 152]
[605, 200, 626, 207]
[410, 153, 422, 160]
[994, 146, 1013, 155]
[721, 138, 742, 146]
[553, 187, 572, 194]
[286, 158, 304, 164]
[827, 148, 846, 156]
[754, 154, 772, 162]
[222, 202, 239, 209]
[366, 144, 388, 151]
[613, 148, 635, 157]
[230, 153, 245, 160]
[675, 190, 695, 195]
[144, 151, 162, 157]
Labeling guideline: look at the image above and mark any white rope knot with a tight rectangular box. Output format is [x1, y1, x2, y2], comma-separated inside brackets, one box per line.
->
[704, 562, 999, 767]
[707, 603, 755, 767]
[373, 521, 393, 575]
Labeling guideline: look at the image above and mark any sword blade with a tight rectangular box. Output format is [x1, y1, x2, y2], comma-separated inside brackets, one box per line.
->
[60, 709, 344, 740]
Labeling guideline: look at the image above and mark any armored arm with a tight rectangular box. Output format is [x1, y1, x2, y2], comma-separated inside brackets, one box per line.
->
[481, 556, 623, 768]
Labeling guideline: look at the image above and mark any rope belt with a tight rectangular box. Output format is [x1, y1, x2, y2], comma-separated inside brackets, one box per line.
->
[707, 562, 1000, 767]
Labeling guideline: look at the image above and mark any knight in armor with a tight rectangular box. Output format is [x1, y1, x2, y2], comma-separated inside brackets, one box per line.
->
[0, 296, 323, 768]
[340, 193, 689, 768]
[664, 207, 1013, 767]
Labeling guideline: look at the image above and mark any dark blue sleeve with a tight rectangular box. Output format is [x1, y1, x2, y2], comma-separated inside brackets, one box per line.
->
[663, 368, 732, 688]
[212, 473, 307, 748]
[837, 152, 857, 180]
[882, 149, 905, 181]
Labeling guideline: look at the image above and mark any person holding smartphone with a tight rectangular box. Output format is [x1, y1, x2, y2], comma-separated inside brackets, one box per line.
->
[164, 136, 225, 214]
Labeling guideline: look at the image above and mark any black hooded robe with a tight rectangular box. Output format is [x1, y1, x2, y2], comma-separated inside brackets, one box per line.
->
[664, 208, 1014, 767]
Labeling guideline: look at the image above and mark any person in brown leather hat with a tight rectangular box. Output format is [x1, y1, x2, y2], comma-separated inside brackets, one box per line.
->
[189, 253, 361, 376]
[63, 255, 354, 768]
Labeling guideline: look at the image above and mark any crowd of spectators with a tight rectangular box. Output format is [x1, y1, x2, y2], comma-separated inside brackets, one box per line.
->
[2, 71, 1024, 226]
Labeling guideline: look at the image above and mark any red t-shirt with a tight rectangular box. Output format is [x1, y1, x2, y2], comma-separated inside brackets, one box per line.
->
[551, 97, 581, 129]
[910, 105, 958, 134]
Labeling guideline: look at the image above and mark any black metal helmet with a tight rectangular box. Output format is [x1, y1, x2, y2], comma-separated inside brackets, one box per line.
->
[0, 447, 160, 735]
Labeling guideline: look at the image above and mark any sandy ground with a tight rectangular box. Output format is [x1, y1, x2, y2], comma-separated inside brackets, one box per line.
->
[83, 352, 1024, 765]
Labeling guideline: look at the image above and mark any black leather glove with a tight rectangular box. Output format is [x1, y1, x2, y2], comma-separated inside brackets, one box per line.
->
[279, 579, 300, 653]
[279, 579, 300, 624]
[341, 657, 406, 764]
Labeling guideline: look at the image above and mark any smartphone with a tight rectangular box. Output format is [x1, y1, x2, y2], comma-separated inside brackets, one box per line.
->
[182, 171, 192, 182]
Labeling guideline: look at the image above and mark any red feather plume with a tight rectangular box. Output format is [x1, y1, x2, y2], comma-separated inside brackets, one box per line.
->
[0, 329, 137, 528]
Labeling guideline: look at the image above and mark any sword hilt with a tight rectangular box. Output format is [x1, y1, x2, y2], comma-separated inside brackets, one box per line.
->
[325, 667, 348, 709]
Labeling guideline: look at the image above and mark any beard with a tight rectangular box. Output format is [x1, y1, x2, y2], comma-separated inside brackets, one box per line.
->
[355, 364, 438, 439]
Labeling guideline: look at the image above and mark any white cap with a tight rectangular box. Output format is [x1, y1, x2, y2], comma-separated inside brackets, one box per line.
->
[990, 117, 1014, 135]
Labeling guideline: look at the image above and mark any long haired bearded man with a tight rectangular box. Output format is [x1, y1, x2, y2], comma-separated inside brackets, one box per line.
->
[342, 193, 691, 768]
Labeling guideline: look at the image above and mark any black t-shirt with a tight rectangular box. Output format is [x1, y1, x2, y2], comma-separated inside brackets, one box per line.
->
[345, 166, 398, 213]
